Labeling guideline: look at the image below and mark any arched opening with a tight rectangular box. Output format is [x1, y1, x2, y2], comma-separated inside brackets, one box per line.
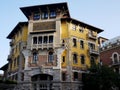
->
[90, 56, 95, 64]
[112, 52, 119, 64]
[31, 74, 53, 90]
[48, 51, 54, 63]
[113, 54, 118, 63]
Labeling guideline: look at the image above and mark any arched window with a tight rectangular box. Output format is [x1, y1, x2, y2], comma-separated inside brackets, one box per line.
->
[33, 52, 38, 63]
[90, 56, 95, 64]
[48, 52, 54, 63]
[80, 55, 85, 64]
[80, 40, 84, 49]
[73, 53, 78, 64]
[112, 52, 119, 64]
[73, 38, 77, 47]
[114, 54, 118, 63]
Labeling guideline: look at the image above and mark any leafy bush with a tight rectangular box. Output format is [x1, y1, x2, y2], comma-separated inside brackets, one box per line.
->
[0, 79, 17, 84]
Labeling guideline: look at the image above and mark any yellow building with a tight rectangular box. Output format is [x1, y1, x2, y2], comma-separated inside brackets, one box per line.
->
[7, 22, 28, 82]
[2, 2, 103, 90]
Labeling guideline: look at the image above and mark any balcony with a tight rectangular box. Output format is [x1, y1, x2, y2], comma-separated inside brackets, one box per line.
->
[31, 43, 54, 50]
[89, 48, 99, 56]
[111, 61, 120, 66]
[88, 33, 97, 40]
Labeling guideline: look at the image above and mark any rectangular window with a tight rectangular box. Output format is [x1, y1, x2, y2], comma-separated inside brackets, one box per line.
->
[74, 72, 78, 81]
[33, 52, 38, 63]
[38, 36, 42, 44]
[79, 27, 84, 33]
[73, 54, 78, 64]
[62, 72, 66, 81]
[88, 43, 95, 50]
[80, 55, 85, 64]
[62, 56, 65, 63]
[80, 40, 84, 49]
[72, 25, 76, 30]
[48, 52, 54, 63]
[33, 12, 40, 20]
[73, 38, 77, 47]
[33, 37, 37, 44]
[49, 36, 53, 43]
[50, 10, 56, 18]
[42, 11, 48, 19]
[48, 55, 54, 63]
[44, 36, 48, 43]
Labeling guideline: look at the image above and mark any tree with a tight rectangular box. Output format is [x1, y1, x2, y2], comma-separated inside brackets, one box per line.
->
[82, 64, 120, 90]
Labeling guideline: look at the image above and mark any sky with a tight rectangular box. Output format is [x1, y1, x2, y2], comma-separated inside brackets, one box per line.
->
[0, 0, 120, 73]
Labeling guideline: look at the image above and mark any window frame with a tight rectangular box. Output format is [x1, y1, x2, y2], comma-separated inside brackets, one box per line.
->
[62, 72, 66, 81]
[41, 11, 48, 19]
[33, 12, 40, 20]
[80, 55, 85, 65]
[50, 10, 56, 18]
[49, 36, 53, 43]
[88, 42, 95, 50]
[90, 56, 95, 64]
[33, 52, 38, 63]
[43, 36, 48, 43]
[33, 37, 38, 44]
[38, 36, 42, 44]
[80, 40, 84, 49]
[73, 53, 78, 64]
[48, 51, 54, 63]
[72, 24, 76, 30]
[62, 56, 65, 63]
[73, 38, 77, 47]
[79, 27, 84, 33]
[112, 52, 119, 64]
[73, 72, 78, 81]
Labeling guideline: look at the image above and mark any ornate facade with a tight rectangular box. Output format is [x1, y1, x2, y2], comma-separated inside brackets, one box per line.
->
[100, 36, 120, 74]
[1, 2, 103, 90]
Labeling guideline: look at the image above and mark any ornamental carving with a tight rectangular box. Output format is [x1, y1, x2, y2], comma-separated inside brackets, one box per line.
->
[33, 21, 56, 31]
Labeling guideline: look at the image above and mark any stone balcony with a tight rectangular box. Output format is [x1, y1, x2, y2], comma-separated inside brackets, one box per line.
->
[89, 47, 99, 56]
[31, 43, 54, 50]
[88, 33, 97, 40]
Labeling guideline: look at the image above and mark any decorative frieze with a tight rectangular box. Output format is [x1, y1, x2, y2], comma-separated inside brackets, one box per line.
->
[33, 21, 56, 31]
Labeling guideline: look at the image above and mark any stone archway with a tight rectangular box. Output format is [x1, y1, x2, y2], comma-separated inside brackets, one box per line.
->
[31, 74, 53, 90]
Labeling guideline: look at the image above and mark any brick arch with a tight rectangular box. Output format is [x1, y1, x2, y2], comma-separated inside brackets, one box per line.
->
[111, 52, 119, 63]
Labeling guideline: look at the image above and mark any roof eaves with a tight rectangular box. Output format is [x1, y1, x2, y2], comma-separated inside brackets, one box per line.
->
[61, 18, 104, 33]
[7, 22, 28, 39]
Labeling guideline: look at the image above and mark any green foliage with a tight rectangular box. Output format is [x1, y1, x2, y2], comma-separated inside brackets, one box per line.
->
[82, 64, 120, 90]
[0, 79, 17, 84]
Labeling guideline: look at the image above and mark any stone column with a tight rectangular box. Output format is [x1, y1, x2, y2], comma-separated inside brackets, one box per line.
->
[22, 49, 31, 81]
[22, 49, 32, 90]
[53, 48, 65, 90]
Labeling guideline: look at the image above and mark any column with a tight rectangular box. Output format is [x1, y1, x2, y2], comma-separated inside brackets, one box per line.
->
[22, 49, 32, 90]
